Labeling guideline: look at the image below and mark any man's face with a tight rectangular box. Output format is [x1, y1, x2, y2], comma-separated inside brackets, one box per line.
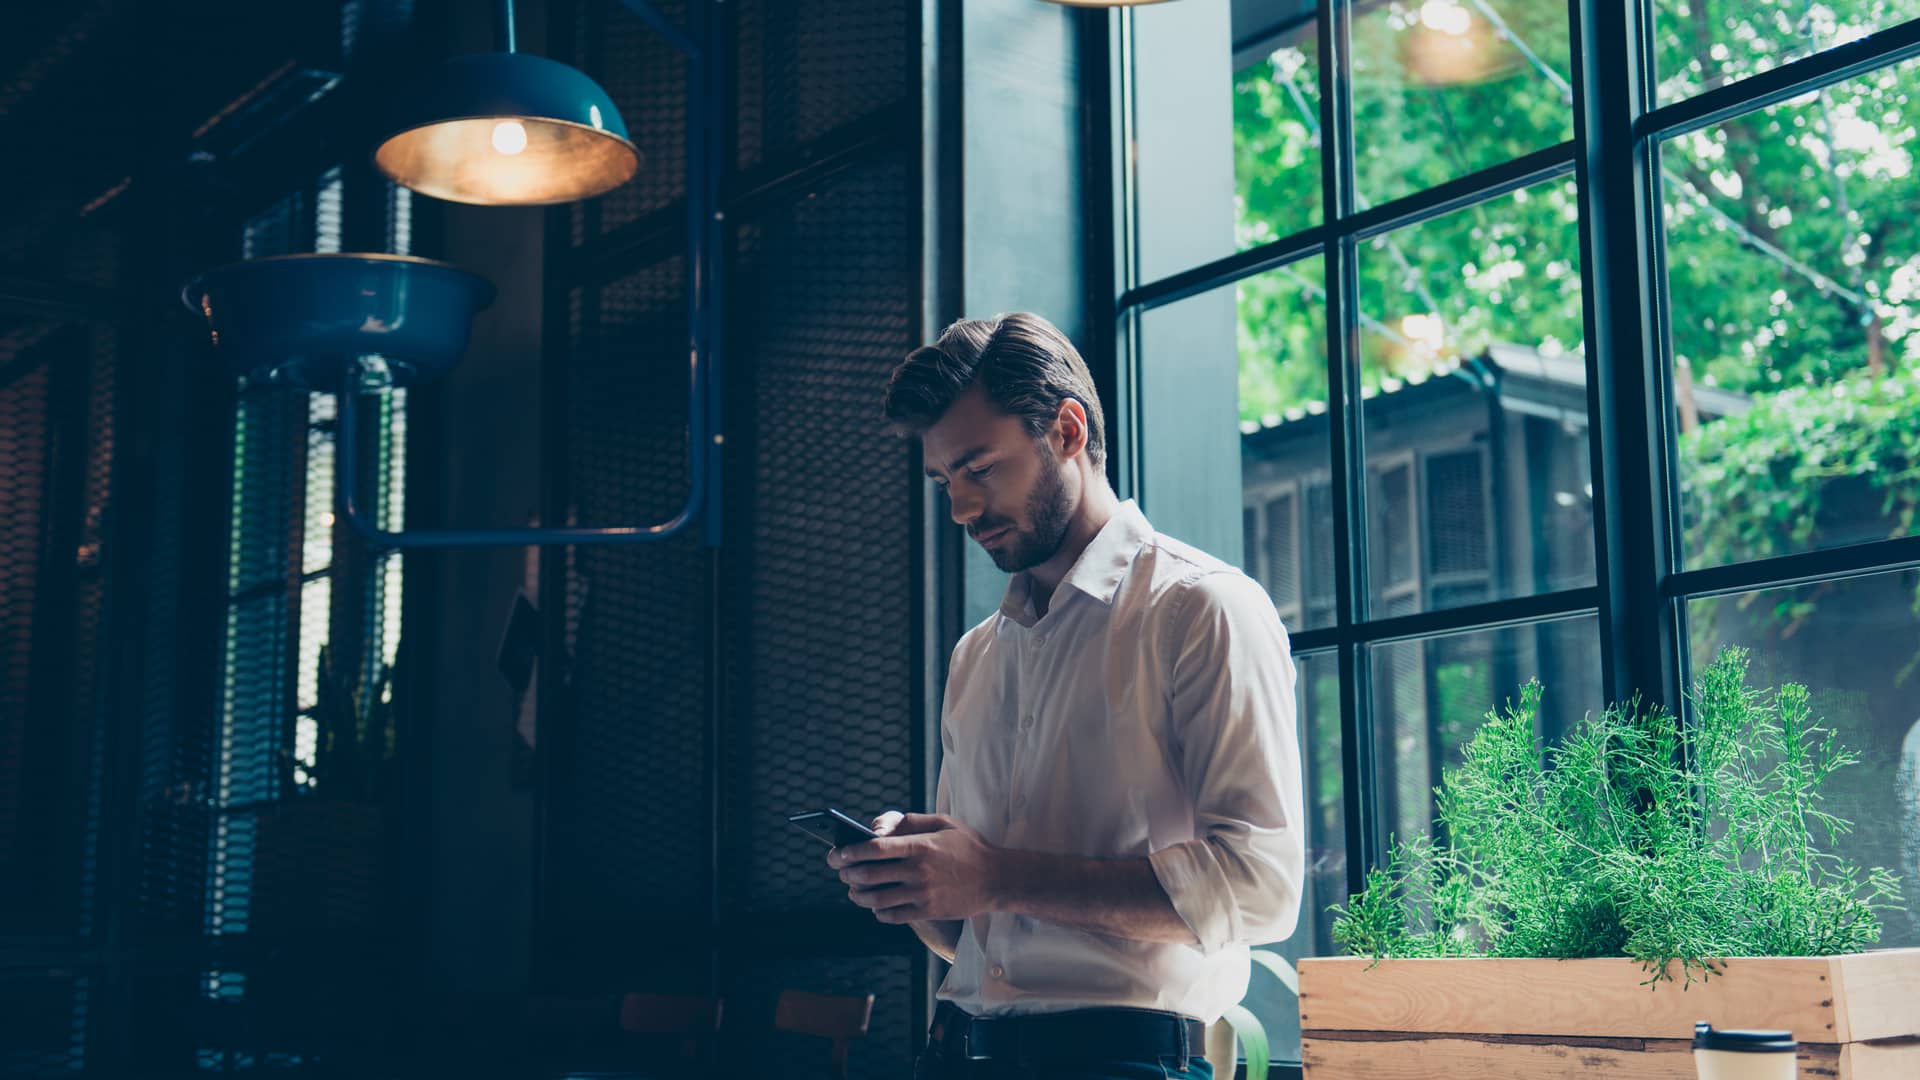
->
[921, 386, 1074, 572]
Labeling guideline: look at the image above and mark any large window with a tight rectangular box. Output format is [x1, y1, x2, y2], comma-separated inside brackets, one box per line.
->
[1117, 0, 1920, 1070]
[204, 167, 412, 1027]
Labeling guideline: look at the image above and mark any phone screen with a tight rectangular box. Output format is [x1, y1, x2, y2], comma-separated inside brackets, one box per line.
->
[787, 808, 877, 848]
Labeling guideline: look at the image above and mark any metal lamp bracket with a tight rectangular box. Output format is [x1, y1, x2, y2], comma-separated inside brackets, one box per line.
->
[339, 0, 723, 551]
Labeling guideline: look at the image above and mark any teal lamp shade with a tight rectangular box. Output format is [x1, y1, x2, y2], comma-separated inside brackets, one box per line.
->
[375, 52, 640, 206]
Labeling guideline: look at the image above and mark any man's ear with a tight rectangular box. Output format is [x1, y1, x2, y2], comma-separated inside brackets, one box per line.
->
[1054, 398, 1090, 460]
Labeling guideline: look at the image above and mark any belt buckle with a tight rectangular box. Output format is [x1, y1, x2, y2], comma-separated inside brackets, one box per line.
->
[960, 1016, 991, 1061]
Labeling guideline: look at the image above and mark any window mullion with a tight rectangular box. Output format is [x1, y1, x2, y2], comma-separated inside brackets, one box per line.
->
[1568, 0, 1681, 713]
[1319, 0, 1378, 898]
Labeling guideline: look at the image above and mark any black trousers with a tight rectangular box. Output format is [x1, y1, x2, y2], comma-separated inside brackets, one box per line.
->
[912, 1048, 1214, 1080]
[912, 1004, 1215, 1080]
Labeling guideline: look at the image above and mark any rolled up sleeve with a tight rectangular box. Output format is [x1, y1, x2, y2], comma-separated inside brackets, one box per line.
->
[1146, 572, 1306, 955]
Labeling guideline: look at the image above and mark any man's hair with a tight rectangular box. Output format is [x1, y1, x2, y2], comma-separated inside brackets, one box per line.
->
[882, 312, 1107, 470]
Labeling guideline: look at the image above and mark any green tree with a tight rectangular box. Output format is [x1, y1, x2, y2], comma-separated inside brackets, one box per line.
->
[1232, 1, 1920, 425]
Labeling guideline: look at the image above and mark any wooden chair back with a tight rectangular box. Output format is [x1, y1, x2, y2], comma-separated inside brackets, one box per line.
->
[772, 989, 873, 1080]
[618, 992, 723, 1061]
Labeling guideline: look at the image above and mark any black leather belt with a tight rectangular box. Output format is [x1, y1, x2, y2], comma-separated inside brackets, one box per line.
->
[927, 1002, 1206, 1067]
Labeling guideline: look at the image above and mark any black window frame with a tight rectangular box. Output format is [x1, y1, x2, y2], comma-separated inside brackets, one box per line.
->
[1103, 4, 1920, 1067]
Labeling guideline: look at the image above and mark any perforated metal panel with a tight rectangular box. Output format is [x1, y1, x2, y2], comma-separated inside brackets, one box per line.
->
[0, 326, 113, 946]
[0, 320, 116, 1080]
[135, 353, 208, 937]
[719, 155, 917, 915]
[70, 327, 115, 941]
[732, 0, 914, 171]
[0, 360, 49, 908]
[550, 253, 713, 971]
[544, 0, 925, 1065]
[571, 0, 689, 243]
[0, 975, 89, 1078]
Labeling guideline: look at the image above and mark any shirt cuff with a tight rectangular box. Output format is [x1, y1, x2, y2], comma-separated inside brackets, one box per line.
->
[1148, 839, 1237, 956]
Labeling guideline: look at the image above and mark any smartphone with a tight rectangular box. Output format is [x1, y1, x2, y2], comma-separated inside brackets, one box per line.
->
[787, 808, 878, 848]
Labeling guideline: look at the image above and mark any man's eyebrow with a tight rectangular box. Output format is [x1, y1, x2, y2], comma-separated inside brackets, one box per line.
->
[924, 446, 990, 478]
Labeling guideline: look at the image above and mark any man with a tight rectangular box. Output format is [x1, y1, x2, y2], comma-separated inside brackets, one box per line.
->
[828, 313, 1304, 1079]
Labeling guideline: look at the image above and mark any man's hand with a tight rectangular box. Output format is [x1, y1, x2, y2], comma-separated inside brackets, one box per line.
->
[826, 813, 1001, 924]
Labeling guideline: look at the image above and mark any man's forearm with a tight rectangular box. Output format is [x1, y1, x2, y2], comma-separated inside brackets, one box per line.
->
[989, 849, 1200, 944]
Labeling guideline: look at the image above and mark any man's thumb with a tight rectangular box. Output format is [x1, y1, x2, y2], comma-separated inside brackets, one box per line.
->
[890, 812, 948, 836]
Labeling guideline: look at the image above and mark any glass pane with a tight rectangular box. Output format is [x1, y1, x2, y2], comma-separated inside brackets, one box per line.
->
[1687, 567, 1920, 946]
[1664, 59, 1920, 568]
[1239, 649, 1345, 1066]
[1131, 0, 1323, 283]
[1654, 1, 1920, 105]
[1236, 256, 1336, 631]
[1352, 1, 1574, 206]
[1370, 614, 1602, 847]
[1236, 8, 1325, 249]
[1359, 177, 1593, 617]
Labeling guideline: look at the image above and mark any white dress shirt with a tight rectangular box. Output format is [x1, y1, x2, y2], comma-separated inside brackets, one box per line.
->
[930, 500, 1304, 1024]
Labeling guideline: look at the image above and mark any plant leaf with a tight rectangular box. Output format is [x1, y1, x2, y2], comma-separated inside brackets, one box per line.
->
[1249, 949, 1299, 995]
[1222, 1003, 1269, 1080]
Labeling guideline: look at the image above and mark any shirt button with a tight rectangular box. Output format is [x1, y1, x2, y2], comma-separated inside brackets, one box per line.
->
[990, 965, 1005, 979]
[1033, 634, 1047, 647]
[1020, 715, 1035, 731]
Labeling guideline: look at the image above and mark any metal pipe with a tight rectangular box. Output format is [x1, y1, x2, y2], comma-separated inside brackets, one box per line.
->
[495, 0, 517, 54]
[337, 340, 707, 547]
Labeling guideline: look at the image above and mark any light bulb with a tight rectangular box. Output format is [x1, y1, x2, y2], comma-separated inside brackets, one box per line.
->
[492, 120, 528, 155]
[1420, 1, 1473, 36]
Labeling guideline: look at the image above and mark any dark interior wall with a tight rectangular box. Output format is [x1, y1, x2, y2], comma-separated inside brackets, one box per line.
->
[412, 0, 545, 1008]
[0, 1, 1101, 1075]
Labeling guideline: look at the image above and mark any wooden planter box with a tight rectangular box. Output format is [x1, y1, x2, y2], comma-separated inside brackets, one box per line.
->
[1297, 950, 1920, 1079]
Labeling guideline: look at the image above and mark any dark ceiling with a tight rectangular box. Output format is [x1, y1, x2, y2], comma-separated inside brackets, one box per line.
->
[0, 1, 362, 297]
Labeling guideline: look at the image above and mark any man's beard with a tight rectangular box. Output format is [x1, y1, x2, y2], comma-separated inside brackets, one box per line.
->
[979, 449, 1073, 573]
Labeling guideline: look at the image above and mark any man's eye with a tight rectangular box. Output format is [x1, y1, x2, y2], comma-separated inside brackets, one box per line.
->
[967, 465, 994, 481]
[931, 478, 950, 491]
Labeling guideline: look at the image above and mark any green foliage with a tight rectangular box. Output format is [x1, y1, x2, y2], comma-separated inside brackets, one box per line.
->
[1329, 649, 1902, 982]
[1233, 2, 1920, 426]
[1681, 368, 1920, 567]
[1681, 368, 1920, 676]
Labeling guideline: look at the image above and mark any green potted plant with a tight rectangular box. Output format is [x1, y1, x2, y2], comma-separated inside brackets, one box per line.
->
[1298, 648, 1918, 1078]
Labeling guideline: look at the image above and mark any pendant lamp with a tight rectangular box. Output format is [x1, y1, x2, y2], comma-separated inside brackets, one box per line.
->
[374, 0, 639, 205]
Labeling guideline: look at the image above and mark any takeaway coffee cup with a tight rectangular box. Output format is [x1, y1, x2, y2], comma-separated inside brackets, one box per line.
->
[1693, 1022, 1797, 1080]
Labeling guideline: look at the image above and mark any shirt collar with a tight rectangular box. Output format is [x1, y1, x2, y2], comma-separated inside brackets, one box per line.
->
[998, 500, 1154, 622]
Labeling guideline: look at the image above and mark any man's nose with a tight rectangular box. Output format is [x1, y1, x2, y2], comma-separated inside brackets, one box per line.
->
[947, 487, 983, 527]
